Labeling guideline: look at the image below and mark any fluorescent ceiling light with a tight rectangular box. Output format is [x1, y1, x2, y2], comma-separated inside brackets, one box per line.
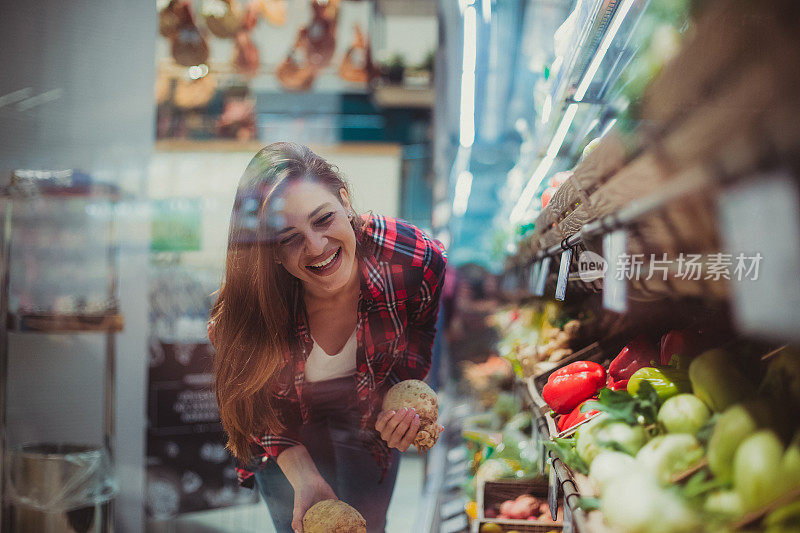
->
[601, 118, 617, 137]
[462, 7, 477, 73]
[509, 103, 579, 223]
[509, 155, 554, 223]
[459, 6, 477, 147]
[546, 103, 578, 159]
[573, 0, 636, 102]
[453, 170, 474, 216]
[459, 73, 476, 147]
[540, 95, 552, 124]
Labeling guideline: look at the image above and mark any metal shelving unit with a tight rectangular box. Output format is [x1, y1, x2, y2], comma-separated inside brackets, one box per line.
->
[0, 179, 123, 533]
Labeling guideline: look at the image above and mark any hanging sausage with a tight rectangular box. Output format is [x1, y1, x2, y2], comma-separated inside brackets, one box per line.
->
[201, 0, 243, 39]
[158, 0, 184, 38]
[174, 73, 218, 110]
[170, 1, 210, 67]
[276, 31, 317, 92]
[252, 0, 287, 27]
[339, 25, 377, 85]
[301, 0, 337, 70]
[233, 31, 260, 78]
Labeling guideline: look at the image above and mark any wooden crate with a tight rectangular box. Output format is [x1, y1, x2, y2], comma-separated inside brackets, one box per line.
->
[473, 519, 563, 533]
[642, 0, 800, 128]
[570, 131, 630, 199]
[476, 479, 563, 533]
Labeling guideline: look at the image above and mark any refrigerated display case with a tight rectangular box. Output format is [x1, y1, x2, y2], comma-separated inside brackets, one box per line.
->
[440, 0, 800, 532]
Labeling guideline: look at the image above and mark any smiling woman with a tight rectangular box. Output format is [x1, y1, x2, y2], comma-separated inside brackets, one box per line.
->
[208, 142, 446, 533]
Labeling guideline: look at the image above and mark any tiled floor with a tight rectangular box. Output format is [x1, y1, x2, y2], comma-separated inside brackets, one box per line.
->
[148, 454, 425, 533]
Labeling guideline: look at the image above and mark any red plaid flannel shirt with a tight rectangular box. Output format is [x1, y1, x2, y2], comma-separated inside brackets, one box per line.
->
[233, 214, 447, 488]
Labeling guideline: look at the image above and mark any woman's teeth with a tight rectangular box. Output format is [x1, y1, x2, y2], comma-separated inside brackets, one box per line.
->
[308, 248, 340, 270]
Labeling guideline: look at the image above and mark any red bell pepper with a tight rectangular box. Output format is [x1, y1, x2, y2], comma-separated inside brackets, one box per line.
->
[660, 329, 707, 366]
[608, 335, 659, 381]
[557, 398, 599, 432]
[608, 378, 629, 391]
[542, 361, 606, 414]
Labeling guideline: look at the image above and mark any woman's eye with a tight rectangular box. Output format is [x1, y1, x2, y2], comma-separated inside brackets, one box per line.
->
[280, 234, 298, 246]
[314, 212, 334, 226]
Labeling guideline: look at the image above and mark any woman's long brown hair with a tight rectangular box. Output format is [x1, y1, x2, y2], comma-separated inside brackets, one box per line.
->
[210, 142, 364, 462]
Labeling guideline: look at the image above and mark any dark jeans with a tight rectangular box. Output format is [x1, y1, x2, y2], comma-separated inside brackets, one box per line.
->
[254, 376, 400, 533]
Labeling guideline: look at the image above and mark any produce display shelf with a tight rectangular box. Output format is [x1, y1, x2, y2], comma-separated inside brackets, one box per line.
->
[7, 312, 125, 333]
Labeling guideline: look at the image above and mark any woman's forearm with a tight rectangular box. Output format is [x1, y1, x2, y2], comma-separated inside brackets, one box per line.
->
[276, 444, 324, 489]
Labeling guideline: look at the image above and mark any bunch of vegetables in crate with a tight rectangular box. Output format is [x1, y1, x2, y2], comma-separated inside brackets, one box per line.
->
[539, 332, 800, 533]
[486, 493, 562, 523]
[462, 392, 540, 515]
[490, 302, 594, 378]
[463, 356, 516, 407]
[460, 392, 541, 502]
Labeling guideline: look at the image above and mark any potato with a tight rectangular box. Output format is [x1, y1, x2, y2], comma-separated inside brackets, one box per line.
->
[382, 380, 441, 451]
[303, 500, 366, 533]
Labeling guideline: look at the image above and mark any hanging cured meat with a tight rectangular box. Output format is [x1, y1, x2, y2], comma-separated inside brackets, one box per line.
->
[241, 0, 261, 31]
[155, 71, 174, 106]
[174, 73, 218, 109]
[301, 0, 337, 69]
[276, 32, 317, 92]
[158, 0, 185, 38]
[201, 0, 243, 39]
[318, 0, 340, 23]
[233, 31, 260, 78]
[252, 0, 287, 27]
[170, 2, 210, 66]
[339, 25, 377, 84]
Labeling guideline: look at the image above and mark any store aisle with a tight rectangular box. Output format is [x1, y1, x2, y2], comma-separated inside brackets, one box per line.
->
[147, 454, 424, 532]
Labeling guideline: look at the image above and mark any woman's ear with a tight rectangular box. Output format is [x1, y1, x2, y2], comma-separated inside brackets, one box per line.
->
[339, 187, 352, 212]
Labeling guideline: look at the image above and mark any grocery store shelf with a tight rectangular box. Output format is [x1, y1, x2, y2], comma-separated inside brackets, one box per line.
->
[531, 165, 713, 264]
[371, 84, 435, 109]
[155, 139, 404, 157]
[7, 312, 124, 333]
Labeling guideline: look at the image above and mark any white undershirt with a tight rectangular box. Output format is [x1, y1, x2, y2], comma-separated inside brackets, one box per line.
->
[304, 328, 358, 382]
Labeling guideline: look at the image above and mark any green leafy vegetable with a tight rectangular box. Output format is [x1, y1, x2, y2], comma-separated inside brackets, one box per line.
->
[680, 469, 727, 500]
[584, 381, 660, 427]
[575, 496, 602, 511]
[543, 436, 589, 475]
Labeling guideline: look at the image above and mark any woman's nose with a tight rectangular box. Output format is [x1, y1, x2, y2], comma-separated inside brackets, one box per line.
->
[305, 231, 327, 256]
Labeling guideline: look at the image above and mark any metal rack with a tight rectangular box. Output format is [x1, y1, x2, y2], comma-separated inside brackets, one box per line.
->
[0, 183, 122, 532]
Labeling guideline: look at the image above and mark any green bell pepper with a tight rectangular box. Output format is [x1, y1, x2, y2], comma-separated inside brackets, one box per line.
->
[627, 366, 691, 402]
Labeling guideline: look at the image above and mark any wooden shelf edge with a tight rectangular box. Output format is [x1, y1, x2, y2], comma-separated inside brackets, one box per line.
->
[8, 313, 125, 333]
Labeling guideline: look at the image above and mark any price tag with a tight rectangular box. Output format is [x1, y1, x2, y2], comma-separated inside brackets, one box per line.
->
[501, 272, 514, 293]
[534, 256, 551, 296]
[440, 514, 468, 533]
[446, 460, 469, 477]
[718, 170, 800, 342]
[441, 497, 468, 520]
[445, 471, 466, 491]
[555, 248, 573, 301]
[529, 262, 541, 294]
[447, 446, 468, 464]
[548, 457, 558, 520]
[603, 229, 628, 312]
[563, 494, 574, 533]
[539, 439, 547, 476]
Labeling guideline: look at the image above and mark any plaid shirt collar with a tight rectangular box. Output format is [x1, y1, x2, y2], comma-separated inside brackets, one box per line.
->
[282, 222, 401, 477]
